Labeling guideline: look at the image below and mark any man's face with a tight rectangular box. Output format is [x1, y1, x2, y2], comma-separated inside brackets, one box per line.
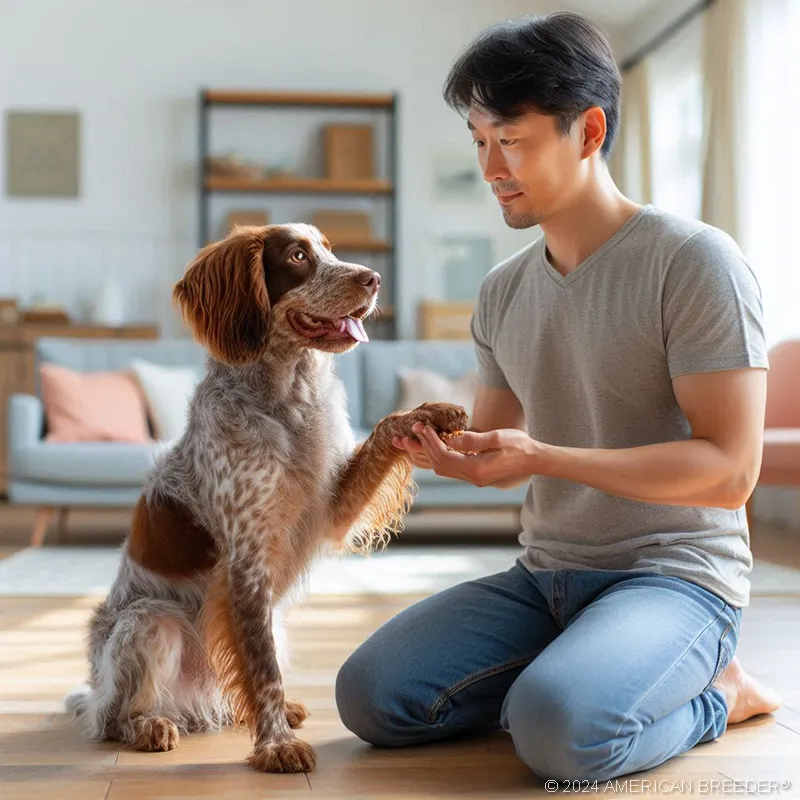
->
[468, 106, 587, 229]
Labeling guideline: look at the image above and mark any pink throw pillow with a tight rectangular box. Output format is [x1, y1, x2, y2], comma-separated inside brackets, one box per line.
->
[40, 363, 152, 443]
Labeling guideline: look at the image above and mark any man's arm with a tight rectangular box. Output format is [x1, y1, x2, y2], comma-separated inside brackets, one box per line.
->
[540, 367, 766, 509]
[420, 366, 766, 510]
[470, 384, 526, 432]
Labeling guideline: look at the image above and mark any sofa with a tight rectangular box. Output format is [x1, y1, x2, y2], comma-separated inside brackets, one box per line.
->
[7, 337, 526, 545]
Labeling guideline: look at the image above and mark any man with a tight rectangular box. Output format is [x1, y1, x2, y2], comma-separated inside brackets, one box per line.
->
[335, 11, 781, 782]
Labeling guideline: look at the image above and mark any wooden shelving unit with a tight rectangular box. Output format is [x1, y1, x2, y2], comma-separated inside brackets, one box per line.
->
[198, 88, 399, 339]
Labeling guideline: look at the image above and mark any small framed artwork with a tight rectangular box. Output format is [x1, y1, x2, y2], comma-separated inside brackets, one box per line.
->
[5, 110, 81, 198]
[431, 154, 486, 202]
[438, 235, 494, 301]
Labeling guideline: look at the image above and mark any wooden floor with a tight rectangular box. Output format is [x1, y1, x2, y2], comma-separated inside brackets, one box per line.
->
[0, 508, 799, 799]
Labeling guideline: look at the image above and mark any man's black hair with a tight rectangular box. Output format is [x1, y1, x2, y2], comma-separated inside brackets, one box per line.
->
[443, 11, 621, 159]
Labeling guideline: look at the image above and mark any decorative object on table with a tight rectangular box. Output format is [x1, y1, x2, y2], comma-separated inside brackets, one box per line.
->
[417, 300, 476, 340]
[205, 153, 264, 181]
[310, 210, 372, 245]
[438, 235, 494, 301]
[5, 110, 81, 198]
[225, 210, 270, 234]
[431, 154, 485, 202]
[322, 123, 375, 180]
[0, 298, 20, 325]
[91, 277, 125, 325]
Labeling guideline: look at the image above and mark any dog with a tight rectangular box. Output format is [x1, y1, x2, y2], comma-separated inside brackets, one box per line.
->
[65, 223, 468, 773]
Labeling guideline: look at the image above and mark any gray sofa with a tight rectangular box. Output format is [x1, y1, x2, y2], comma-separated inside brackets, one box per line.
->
[8, 337, 526, 545]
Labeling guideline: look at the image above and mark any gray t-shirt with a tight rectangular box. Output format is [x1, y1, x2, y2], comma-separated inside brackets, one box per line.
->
[471, 204, 768, 608]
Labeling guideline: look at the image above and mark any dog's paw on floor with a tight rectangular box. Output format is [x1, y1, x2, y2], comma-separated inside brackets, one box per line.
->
[248, 735, 316, 773]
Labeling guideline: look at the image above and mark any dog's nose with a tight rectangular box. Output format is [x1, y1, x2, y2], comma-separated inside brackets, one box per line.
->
[355, 270, 381, 292]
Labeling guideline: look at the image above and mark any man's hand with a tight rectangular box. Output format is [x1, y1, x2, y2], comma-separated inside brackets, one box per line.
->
[394, 424, 541, 489]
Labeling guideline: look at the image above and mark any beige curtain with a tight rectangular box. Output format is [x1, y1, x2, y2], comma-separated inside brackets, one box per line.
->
[699, 0, 747, 241]
[609, 58, 653, 205]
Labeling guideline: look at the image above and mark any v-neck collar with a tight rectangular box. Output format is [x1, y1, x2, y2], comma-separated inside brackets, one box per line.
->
[537, 204, 653, 288]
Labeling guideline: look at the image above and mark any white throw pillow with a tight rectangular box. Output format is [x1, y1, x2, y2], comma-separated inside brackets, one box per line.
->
[396, 367, 479, 418]
[131, 359, 202, 442]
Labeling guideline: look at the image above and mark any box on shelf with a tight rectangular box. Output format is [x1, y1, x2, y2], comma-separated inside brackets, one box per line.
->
[322, 124, 374, 181]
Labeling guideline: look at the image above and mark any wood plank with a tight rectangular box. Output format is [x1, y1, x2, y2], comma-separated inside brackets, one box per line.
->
[204, 89, 394, 109]
[0, 781, 110, 800]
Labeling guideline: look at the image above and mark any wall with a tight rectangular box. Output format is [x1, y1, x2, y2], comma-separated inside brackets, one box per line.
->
[0, 0, 543, 338]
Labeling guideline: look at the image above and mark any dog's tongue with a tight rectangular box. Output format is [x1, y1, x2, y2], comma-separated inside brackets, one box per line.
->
[342, 315, 369, 343]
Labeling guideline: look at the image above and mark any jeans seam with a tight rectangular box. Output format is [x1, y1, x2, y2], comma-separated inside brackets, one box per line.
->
[427, 655, 535, 723]
[704, 620, 735, 691]
[611, 604, 728, 741]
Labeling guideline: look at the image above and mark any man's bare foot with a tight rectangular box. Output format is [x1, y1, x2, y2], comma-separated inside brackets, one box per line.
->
[713, 656, 782, 724]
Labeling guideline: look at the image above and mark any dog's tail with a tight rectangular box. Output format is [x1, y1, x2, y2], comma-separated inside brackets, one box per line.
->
[64, 683, 92, 717]
[200, 565, 258, 731]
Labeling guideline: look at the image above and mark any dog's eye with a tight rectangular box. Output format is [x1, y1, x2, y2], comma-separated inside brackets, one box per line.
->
[289, 250, 307, 264]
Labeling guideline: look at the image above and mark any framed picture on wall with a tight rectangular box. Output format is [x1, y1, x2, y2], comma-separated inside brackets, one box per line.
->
[437, 235, 494, 301]
[5, 110, 81, 197]
[431, 154, 486, 202]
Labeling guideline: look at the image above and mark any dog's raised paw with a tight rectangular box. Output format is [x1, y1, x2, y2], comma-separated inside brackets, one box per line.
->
[248, 736, 316, 773]
[285, 699, 309, 729]
[132, 716, 180, 752]
[393, 402, 469, 439]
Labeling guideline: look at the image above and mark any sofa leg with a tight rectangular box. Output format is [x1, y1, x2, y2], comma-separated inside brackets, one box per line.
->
[57, 508, 70, 542]
[31, 507, 56, 548]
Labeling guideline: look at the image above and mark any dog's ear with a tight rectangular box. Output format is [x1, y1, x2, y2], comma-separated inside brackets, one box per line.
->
[173, 227, 271, 365]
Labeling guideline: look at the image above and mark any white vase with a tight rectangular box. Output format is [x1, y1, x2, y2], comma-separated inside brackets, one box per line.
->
[94, 278, 125, 325]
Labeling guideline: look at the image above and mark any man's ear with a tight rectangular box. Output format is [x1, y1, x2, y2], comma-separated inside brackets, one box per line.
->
[580, 106, 606, 159]
[173, 227, 271, 365]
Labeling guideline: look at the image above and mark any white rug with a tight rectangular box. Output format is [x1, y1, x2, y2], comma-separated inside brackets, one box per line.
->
[0, 545, 799, 598]
[0, 545, 524, 598]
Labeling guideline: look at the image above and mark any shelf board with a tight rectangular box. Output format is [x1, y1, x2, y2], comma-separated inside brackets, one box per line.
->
[328, 239, 392, 253]
[203, 89, 395, 109]
[205, 176, 393, 195]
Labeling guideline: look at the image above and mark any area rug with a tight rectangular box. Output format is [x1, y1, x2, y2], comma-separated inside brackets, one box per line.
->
[0, 545, 799, 598]
[0, 545, 525, 598]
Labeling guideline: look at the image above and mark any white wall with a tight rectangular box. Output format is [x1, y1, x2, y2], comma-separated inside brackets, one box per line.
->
[0, 0, 544, 338]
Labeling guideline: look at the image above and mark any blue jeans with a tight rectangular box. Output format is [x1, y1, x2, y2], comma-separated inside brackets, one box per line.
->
[335, 561, 741, 782]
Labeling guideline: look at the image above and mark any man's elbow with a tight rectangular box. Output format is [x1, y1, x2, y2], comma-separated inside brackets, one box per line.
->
[718, 459, 761, 511]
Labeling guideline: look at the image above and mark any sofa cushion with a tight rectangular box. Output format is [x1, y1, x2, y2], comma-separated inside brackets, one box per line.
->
[131, 359, 202, 441]
[39, 363, 152, 443]
[360, 341, 478, 427]
[36, 337, 207, 373]
[397, 367, 478, 417]
[13, 441, 170, 487]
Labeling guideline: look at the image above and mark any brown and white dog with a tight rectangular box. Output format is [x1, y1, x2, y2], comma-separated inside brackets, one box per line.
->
[66, 224, 468, 773]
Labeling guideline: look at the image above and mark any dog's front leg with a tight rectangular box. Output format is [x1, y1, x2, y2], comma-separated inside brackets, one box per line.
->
[330, 401, 469, 548]
[203, 525, 315, 774]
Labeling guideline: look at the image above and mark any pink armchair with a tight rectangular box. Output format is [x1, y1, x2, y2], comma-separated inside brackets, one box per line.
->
[747, 339, 800, 525]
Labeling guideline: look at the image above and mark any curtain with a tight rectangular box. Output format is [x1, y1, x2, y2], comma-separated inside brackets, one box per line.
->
[738, 0, 800, 349]
[699, 0, 748, 243]
[609, 59, 653, 205]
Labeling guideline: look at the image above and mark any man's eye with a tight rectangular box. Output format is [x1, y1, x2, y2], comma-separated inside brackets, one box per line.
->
[500, 139, 517, 146]
[472, 140, 484, 148]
